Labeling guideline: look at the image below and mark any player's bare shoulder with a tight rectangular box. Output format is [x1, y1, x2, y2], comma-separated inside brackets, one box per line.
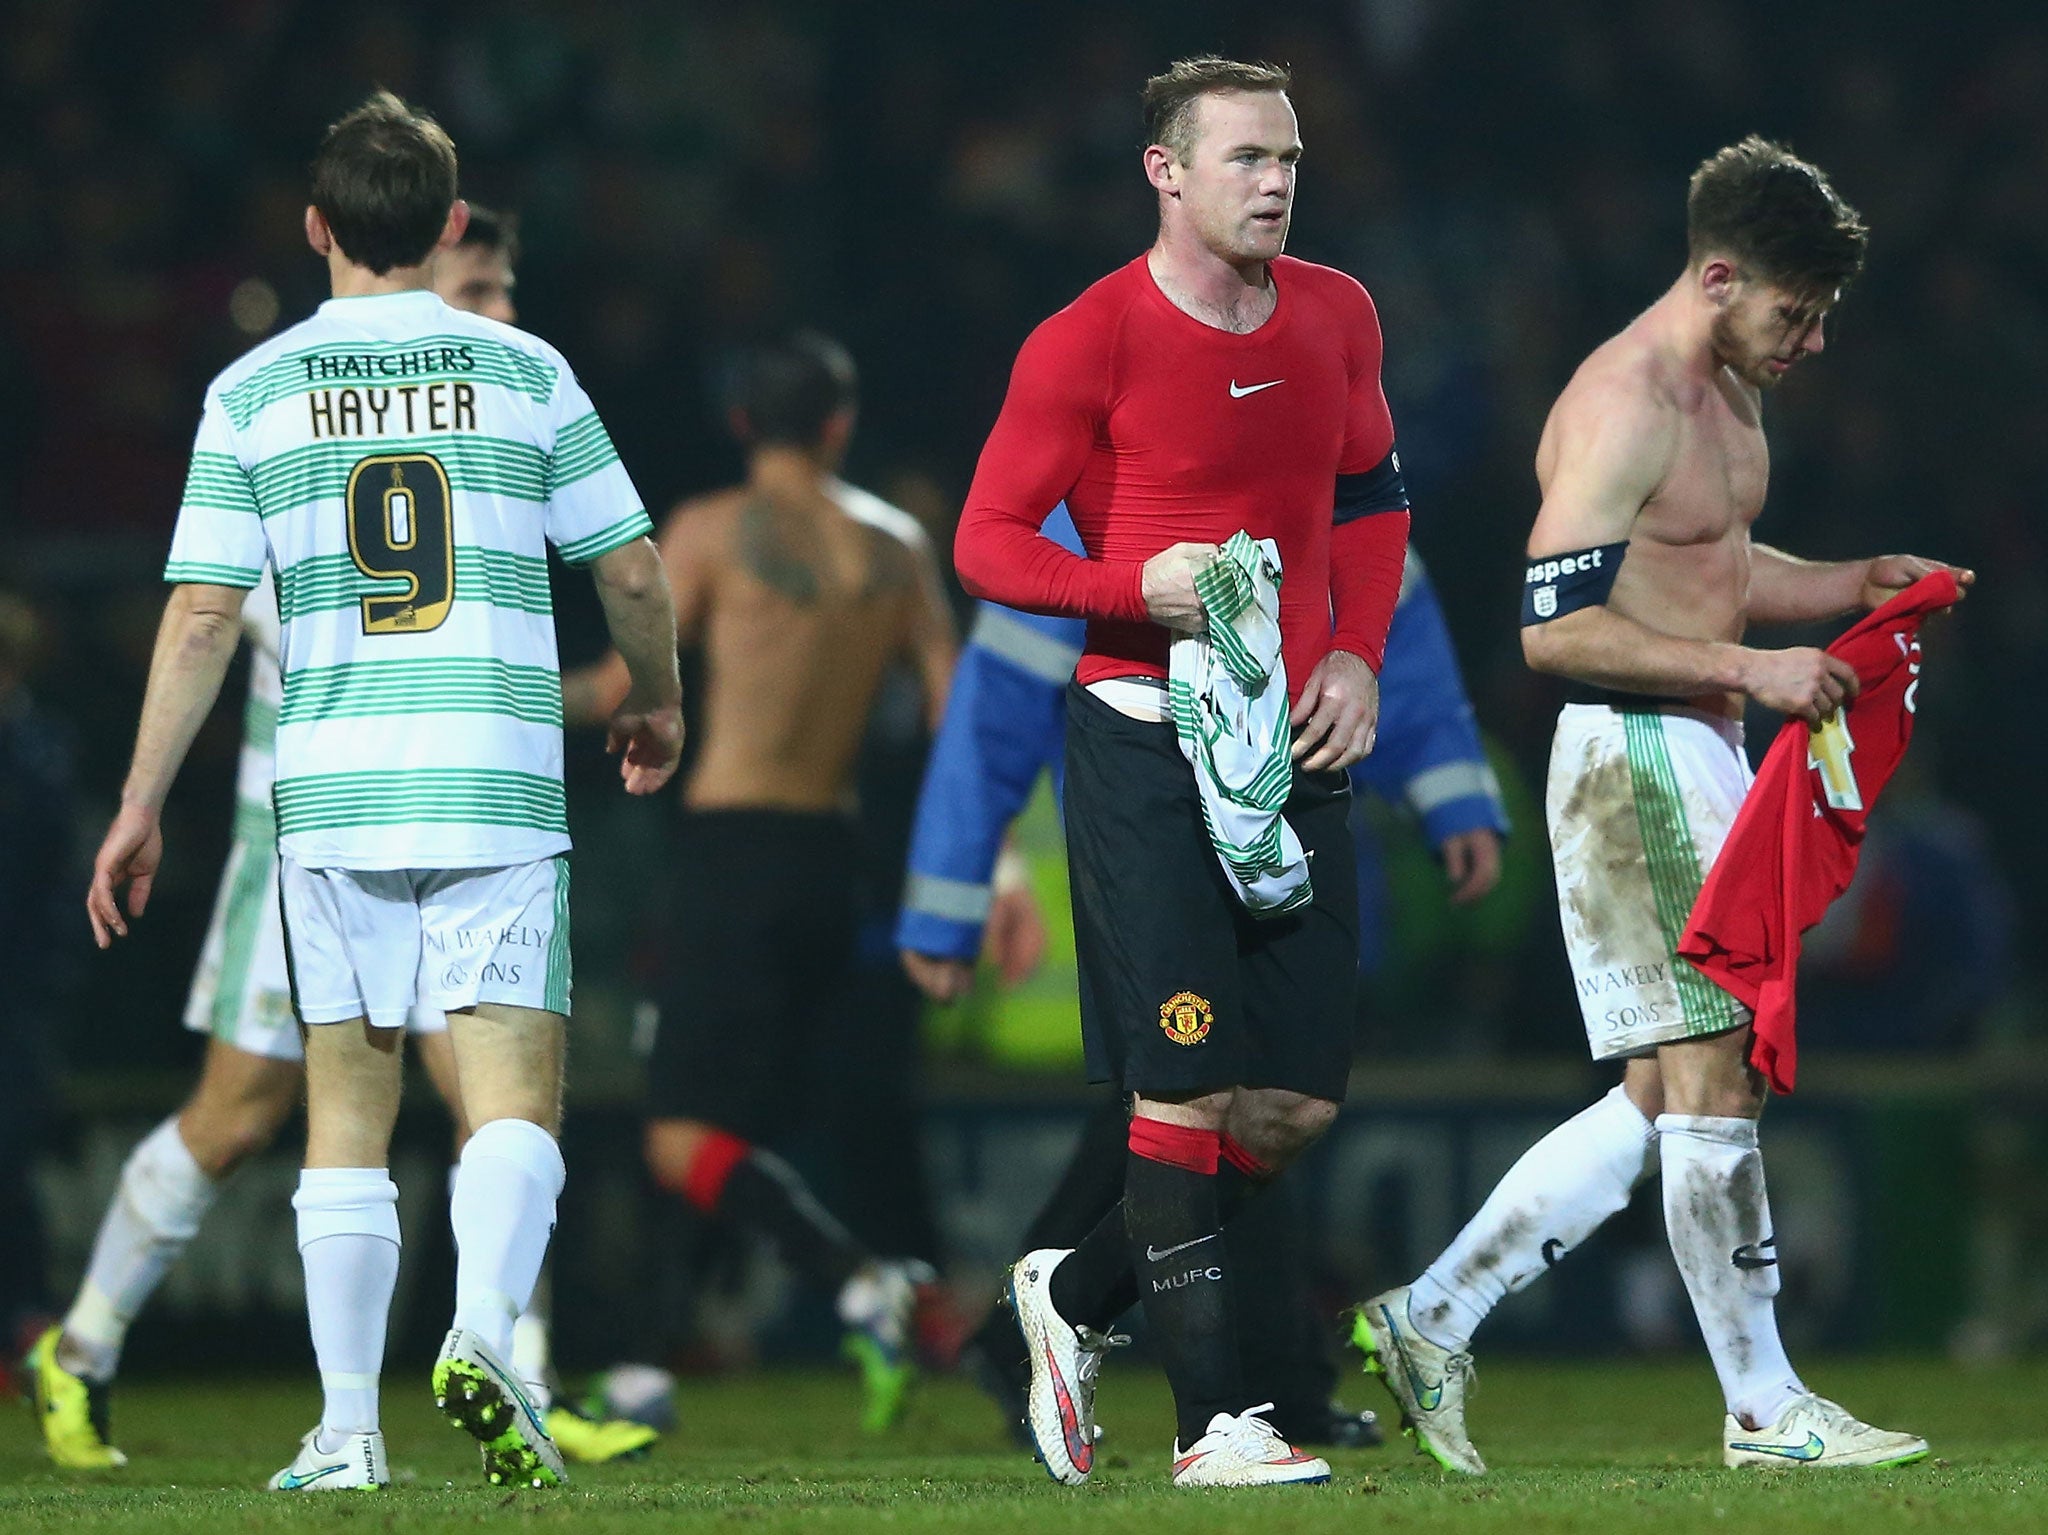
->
[657, 487, 745, 551]
[1531, 321, 1687, 544]
[1535, 321, 1685, 503]
[829, 478, 929, 600]
[832, 478, 926, 553]
[653, 486, 747, 587]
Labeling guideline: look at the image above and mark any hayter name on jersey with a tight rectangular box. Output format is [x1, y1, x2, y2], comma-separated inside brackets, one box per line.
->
[309, 382, 479, 438]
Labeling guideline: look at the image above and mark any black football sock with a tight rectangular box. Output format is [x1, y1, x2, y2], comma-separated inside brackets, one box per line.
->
[977, 1091, 1129, 1363]
[669, 1127, 869, 1292]
[1046, 1197, 1135, 1331]
[1045, 1126, 1278, 1332]
[1228, 1174, 1335, 1434]
[1214, 1131, 1274, 1223]
[1122, 1118, 1241, 1446]
[1021, 1091, 1133, 1252]
[723, 1150, 870, 1290]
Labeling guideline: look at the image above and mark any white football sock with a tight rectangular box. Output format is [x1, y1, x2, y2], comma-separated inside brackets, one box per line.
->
[449, 1158, 557, 1409]
[1409, 1084, 1656, 1352]
[449, 1159, 556, 1408]
[450, 1118, 565, 1360]
[60, 1116, 219, 1382]
[295, 1167, 401, 1435]
[1657, 1114, 1805, 1428]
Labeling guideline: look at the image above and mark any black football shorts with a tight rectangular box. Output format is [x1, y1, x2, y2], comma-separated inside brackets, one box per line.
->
[1062, 681, 1358, 1103]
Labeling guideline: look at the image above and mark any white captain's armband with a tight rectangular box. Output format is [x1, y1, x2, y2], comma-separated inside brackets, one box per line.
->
[1522, 542, 1627, 625]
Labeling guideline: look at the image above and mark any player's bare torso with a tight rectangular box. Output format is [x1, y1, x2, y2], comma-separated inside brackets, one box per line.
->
[1536, 321, 1768, 717]
[667, 483, 922, 813]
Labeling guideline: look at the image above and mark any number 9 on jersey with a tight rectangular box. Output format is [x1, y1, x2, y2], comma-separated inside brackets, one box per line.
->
[347, 451, 454, 634]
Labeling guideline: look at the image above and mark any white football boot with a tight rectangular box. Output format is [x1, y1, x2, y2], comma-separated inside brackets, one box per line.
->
[1006, 1248, 1126, 1485]
[838, 1257, 936, 1433]
[266, 1426, 388, 1491]
[1723, 1393, 1929, 1469]
[1171, 1403, 1331, 1488]
[1350, 1285, 1485, 1475]
[433, 1327, 568, 1487]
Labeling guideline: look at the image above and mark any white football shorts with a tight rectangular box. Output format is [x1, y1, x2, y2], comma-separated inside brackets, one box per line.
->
[1546, 703, 1753, 1061]
[278, 855, 571, 1029]
[184, 832, 445, 1060]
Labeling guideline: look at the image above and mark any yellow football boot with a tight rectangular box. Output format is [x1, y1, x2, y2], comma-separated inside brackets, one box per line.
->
[23, 1326, 128, 1470]
[544, 1402, 659, 1463]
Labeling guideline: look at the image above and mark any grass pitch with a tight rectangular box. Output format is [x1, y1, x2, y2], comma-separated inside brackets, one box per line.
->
[5, 1358, 2040, 1533]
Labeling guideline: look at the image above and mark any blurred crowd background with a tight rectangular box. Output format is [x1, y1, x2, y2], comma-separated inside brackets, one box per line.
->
[3, 0, 2044, 1375]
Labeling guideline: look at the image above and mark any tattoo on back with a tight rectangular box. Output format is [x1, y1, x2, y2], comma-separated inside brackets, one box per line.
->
[734, 495, 914, 606]
[737, 496, 820, 605]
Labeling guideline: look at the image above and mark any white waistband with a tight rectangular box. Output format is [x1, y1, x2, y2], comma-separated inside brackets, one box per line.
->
[1559, 701, 1745, 750]
[1085, 675, 1169, 723]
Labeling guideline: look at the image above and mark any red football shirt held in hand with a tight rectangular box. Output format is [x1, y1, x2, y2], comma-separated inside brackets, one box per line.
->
[1679, 571, 1961, 1094]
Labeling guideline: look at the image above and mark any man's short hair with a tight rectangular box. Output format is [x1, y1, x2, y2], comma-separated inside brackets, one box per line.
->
[1142, 56, 1291, 164]
[732, 332, 858, 449]
[1687, 135, 1868, 301]
[310, 90, 459, 276]
[459, 202, 520, 266]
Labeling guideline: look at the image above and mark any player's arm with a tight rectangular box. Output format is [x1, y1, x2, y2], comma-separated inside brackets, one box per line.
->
[953, 318, 1212, 630]
[542, 360, 682, 770]
[897, 608, 1072, 1000]
[93, 382, 266, 946]
[87, 582, 248, 946]
[588, 535, 683, 795]
[899, 525, 960, 732]
[563, 497, 711, 727]
[1521, 387, 1855, 723]
[1298, 285, 1410, 772]
[1748, 543, 1974, 624]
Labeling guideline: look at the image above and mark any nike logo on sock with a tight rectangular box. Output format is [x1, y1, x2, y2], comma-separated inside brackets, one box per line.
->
[1144, 1234, 1217, 1262]
[1732, 1235, 1779, 1270]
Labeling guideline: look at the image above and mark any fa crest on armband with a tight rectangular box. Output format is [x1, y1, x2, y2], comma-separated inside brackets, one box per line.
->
[1533, 585, 1558, 619]
[1158, 991, 1214, 1046]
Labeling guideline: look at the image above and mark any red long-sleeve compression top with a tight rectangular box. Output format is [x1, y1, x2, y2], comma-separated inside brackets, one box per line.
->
[953, 253, 1411, 699]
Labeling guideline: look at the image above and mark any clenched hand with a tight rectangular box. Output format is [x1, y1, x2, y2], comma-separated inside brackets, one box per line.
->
[608, 699, 685, 795]
[1290, 648, 1380, 772]
[1141, 542, 1219, 633]
[1741, 646, 1861, 725]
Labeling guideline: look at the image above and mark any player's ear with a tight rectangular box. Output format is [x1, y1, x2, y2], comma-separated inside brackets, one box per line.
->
[304, 205, 332, 258]
[438, 199, 471, 253]
[1144, 144, 1180, 197]
[1698, 256, 1739, 309]
[821, 407, 856, 462]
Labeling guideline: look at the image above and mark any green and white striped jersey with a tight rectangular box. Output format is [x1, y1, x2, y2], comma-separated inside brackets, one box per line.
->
[231, 570, 284, 849]
[165, 290, 651, 869]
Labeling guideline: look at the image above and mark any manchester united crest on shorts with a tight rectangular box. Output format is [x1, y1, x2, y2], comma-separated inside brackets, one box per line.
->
[1158, 990, 1214, 1046]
